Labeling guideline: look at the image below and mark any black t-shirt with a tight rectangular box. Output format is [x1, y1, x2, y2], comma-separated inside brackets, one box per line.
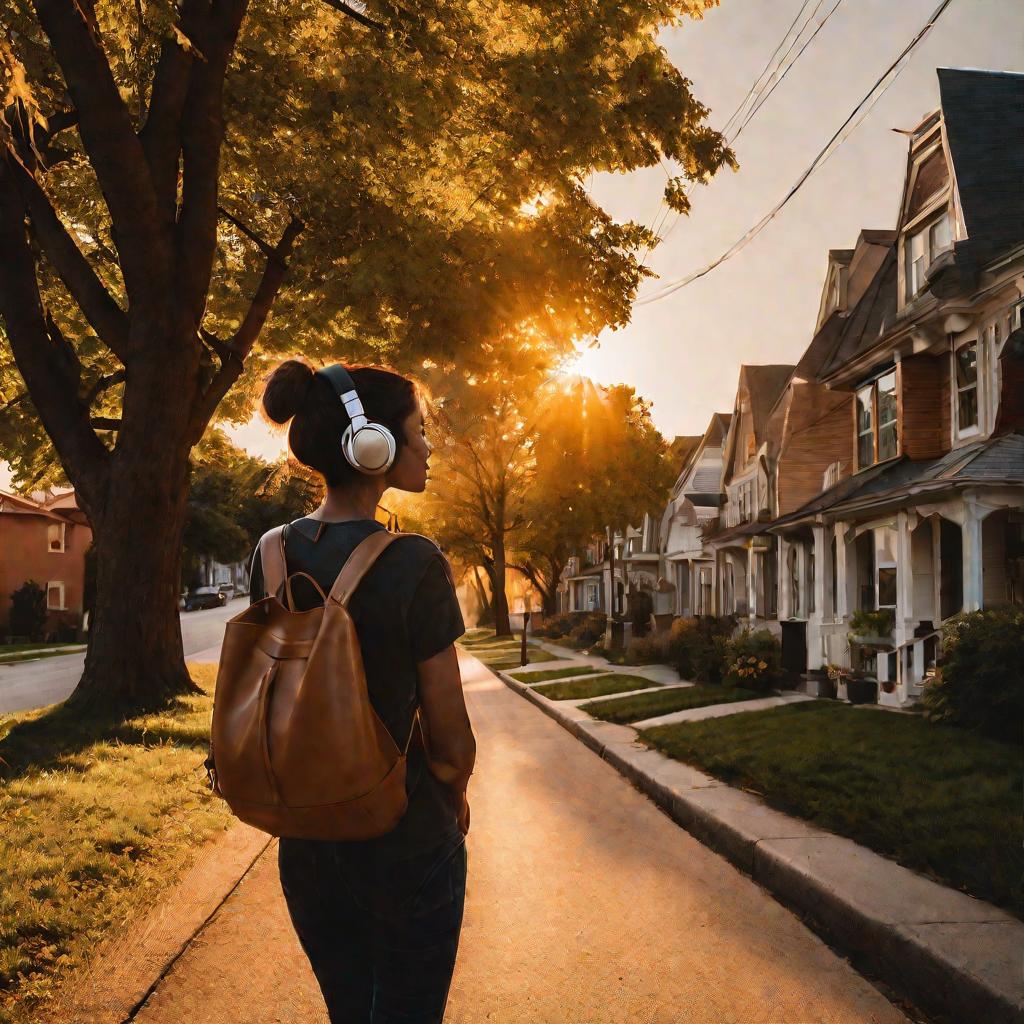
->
[247, 517, 465, 856]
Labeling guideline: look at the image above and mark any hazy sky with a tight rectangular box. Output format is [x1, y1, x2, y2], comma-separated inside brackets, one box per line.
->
[2, 0, 1021, 491]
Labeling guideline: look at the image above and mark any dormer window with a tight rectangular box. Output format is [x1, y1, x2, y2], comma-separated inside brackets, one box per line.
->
[904, 211, 952, 300]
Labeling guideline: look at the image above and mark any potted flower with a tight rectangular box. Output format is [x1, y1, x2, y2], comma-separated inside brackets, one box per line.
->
[826, 663, 877, 704]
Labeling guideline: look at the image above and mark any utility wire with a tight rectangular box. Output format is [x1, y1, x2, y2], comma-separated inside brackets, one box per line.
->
[636, 0, 841, 267]
[634, 0, 956, 306]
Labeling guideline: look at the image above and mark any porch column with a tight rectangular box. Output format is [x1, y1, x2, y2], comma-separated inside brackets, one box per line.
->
[747, 545, 757, 621]
[834, 521, 851, 620]
[895, 510, 914, 645]
[812, 524, 829, 619]
[778, 538, 792, 619]
[962, 494, 984, 612]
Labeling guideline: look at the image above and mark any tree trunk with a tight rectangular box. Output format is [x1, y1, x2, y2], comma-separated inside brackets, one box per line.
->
[69, 352, 204, 713]
[470, 565, 492, 626]
[490, 533, 511, 636]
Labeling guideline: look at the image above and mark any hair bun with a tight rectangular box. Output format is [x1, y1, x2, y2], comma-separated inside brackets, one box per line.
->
[262, 359, 316, 424]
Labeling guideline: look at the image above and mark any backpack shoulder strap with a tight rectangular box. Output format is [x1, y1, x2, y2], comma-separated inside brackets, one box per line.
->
[258, 524, 288, 602]
[328, 530, 403, 607]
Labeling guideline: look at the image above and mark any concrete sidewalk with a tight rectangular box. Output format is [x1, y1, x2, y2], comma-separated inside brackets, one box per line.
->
[68, 650, 912, 1024]
[498, 657, 1024, 1024]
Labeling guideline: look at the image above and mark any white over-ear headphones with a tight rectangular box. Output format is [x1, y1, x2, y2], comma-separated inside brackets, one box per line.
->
[314, 364, 397, 475]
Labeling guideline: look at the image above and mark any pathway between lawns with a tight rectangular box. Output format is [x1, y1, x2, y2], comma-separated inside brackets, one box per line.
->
[130, 650, 906, 1024]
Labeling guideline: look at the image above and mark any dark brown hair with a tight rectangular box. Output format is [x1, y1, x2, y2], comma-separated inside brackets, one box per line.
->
[262, 360, 418, 487]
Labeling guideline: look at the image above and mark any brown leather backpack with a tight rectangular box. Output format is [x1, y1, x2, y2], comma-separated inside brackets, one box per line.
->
[206, 524, 420, 840]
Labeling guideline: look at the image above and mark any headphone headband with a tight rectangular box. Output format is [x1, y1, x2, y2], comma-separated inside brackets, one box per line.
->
[313, 363, 396, 475]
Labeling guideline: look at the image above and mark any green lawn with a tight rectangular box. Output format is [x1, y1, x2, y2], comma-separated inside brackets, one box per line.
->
[478, 649, 563, 670]
[0, 648, 87, 666]
[640, 701, 1024, 917]
[510, 665, 609, 684]
[533, 674, 658, 701]
[0, 663, 234, 1024]
[0, 643, 82, 655]
[581, 684, 759, 725]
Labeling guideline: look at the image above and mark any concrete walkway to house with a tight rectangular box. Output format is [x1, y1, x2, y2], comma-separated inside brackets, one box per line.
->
[120, 649, 906, 1024]
[632, 691, 817, 728]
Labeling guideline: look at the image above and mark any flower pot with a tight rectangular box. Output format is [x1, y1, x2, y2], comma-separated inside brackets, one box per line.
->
[880, 678, 896, 694]
[846, 677, 878, 705]
[806, 676, 837, 699]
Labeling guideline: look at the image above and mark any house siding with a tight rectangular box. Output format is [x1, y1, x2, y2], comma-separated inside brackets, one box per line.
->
[899, 353, 949, 459]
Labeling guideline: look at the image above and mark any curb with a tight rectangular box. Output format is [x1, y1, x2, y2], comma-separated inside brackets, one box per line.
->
[47, 822, 274, 1024]
[496, 662, 1024, 1024]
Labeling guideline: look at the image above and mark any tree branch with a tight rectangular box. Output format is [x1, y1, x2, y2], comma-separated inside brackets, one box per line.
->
[320, 0, 387, 31]
[0, 157, 110, 505]
[140, 0, 210, 219]
[10, 157, 131, 360]
[83, 368, 126, 408]
[184, 214, 303, 445]
[218, 204, 274, 256]
[32, 0, 172, 307]
[175, 0, 249, 325]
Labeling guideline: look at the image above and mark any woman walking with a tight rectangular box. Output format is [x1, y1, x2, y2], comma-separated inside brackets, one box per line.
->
[247, 358, 476, 1024]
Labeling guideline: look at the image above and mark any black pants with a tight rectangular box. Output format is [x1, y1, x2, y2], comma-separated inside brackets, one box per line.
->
[278, 834, 467, 1024]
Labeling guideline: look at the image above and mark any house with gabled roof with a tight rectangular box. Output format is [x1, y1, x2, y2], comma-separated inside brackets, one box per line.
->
[655, 413, 731, 617]
[769, 67, 1024, 705]
[0, 487, 92, 640]
[706, 365, 793, 620]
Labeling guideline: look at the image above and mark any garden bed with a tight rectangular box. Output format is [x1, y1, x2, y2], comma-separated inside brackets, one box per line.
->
[581, 684, 759, 725]
[639, 701, 1023, 917]
[533, 674, 657, 701]
[0, 663, 234, 1024]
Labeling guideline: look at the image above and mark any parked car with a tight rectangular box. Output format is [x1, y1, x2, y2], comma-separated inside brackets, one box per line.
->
[215, 583, 237, 601]
[183, 586, 228, 611]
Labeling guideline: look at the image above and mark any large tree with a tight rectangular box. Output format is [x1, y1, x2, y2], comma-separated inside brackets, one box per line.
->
[0, 0, 732, 709]
[514, 377, 674, 614]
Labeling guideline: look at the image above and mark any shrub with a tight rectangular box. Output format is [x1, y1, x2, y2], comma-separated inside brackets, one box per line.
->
[626, 628, 673, 665]
[9, 580, 47, 642]
[565, 612, 607, 649]
[922, 608, 1024, 742]
[532, 612, 578, 639]
[849, 607, 895, 638]
[668, 615, 736, 684]
[724, 629, 781, 693]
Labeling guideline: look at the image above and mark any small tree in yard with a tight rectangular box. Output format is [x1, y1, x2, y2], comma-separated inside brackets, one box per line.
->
[9, 580, 47, 641]
[0, 1, 732, 710]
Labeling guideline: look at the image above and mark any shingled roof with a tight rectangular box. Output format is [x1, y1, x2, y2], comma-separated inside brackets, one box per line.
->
[815, 246, 897, 381]
[772, 431, 1024, 528]
[938, 68, 1024, 266]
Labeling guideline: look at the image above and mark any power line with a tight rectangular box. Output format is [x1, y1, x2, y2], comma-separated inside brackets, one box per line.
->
[634, 0, 956, 307]
[637, 0, 842, 267]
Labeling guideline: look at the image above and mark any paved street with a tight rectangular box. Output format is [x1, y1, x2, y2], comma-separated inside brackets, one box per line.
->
[131, 651, 906, 1024]
[0, 598, 245, 714]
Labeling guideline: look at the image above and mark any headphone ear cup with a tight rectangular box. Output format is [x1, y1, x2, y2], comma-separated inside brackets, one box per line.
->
[347, 424, 396, 474]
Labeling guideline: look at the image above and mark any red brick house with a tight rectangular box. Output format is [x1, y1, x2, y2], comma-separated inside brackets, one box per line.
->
[0, 488, 92, 640]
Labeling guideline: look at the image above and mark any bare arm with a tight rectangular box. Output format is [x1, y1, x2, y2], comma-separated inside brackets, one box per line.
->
[416, 644, 476, 794]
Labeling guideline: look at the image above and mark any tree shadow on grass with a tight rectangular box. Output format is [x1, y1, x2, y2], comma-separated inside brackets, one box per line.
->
[0, 692, 211, 781]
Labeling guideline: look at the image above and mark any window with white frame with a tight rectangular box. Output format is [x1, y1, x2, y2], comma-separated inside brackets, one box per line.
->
[46, 581, 65, 610]
[47, 522, 66, 552]
[954, 341, 979, 434]
[904, 211, 952, 301]
[856, 370, 899, 470]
